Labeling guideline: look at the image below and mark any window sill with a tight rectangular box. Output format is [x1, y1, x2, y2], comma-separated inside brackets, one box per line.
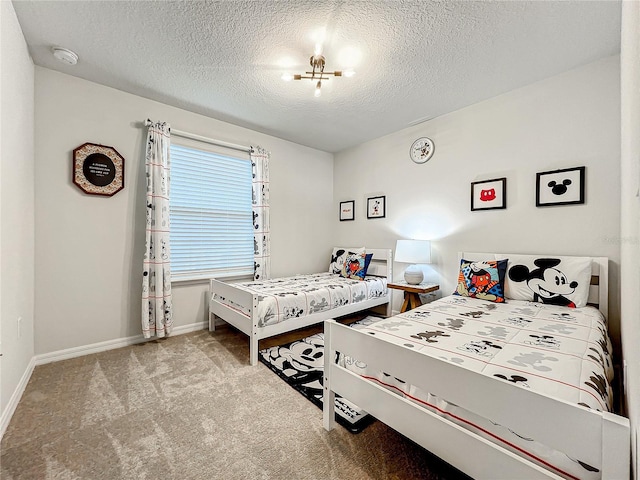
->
[171, 273, 254, 286]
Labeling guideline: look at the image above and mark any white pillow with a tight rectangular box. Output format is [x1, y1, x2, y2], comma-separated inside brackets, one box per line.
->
[329, 247, 365, 274]
[495, 254, 592, 308]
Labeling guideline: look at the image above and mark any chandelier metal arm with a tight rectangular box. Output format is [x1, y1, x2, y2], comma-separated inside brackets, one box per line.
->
[294, 72, 342, 80]
[283, 51, 353, 96]
[304, 71, 342, 76]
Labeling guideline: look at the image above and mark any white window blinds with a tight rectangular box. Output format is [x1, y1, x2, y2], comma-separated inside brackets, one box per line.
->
[169, 143, 253, 280]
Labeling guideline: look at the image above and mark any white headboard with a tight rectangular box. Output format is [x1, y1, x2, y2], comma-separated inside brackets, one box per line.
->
[459, 252, 609, 318]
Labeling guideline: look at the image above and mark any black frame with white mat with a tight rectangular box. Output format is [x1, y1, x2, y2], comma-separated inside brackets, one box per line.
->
[470, 177, 506, 211]
[339, 200, 355, 221]
[366, 195, 386, 219]
[536, 166, 585, 207]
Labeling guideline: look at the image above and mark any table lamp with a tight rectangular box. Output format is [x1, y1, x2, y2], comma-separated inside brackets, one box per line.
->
[395, 239, 431, 284]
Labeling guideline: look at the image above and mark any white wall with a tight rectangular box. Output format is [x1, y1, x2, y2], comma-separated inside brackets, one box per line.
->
[0, 0, 35, 424]
[333, 56, 622, 350]
[620, 2, 640, 476]
[34, 68, 333, 355]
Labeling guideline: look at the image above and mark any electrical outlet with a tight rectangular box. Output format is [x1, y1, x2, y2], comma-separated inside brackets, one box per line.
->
[17, 316, 22, 339]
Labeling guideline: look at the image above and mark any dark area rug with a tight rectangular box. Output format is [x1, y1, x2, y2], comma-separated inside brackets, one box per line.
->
[259, 328, 375, 433]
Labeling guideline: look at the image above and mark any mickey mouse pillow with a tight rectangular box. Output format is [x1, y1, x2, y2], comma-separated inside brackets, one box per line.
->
[454, 259, 507, 303]
[495, 254, 592, 308]
[329, 247, 365, 274]
[340, 251, 370, 280]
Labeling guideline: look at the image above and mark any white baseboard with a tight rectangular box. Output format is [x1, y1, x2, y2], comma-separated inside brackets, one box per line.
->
[0, 356, 36, 440]
[34, 321, 207, 366]
[0, 322, 207, 440]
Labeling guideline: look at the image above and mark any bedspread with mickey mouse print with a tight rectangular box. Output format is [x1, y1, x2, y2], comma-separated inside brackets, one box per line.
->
[346, 295, 613, 412]
[341, 295, 614, 480]
[213, 272, 387, 327]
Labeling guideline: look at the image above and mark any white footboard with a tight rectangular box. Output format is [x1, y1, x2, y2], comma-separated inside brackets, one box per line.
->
[323, 320, 630, 480]
[209, 278, 262, 365]
[209, 278, 256, 334]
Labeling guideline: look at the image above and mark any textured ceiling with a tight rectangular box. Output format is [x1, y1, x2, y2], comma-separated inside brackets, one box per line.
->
[13, 0, 621, 153]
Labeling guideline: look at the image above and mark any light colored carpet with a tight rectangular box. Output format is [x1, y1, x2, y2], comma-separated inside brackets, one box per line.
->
[1, 326, 467, 479]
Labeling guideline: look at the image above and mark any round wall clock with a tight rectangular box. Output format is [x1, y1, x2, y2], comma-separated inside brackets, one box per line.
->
[410, 137, 435, 164]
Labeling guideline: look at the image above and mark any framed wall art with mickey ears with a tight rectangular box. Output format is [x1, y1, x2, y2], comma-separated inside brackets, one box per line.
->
[471, 177, 506, 211]
[536, 166, 585, 207]
[72, 142, 125, 197]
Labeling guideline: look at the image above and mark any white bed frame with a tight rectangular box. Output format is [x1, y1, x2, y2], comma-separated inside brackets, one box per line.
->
[323, 253, 630, 479]
[209, 247, 393, 366]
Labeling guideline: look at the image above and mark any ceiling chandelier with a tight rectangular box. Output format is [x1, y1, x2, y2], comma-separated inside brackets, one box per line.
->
[282, 47, 355, 97]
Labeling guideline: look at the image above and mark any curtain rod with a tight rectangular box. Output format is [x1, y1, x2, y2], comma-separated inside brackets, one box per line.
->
[144, 119, 253, 154]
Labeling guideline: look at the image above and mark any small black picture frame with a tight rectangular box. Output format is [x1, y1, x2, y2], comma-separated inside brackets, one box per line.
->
[367, 195, 386, 219]
[339, 200, 355, 221]
[536, 166, 585, 207]
[470, 177, 506, 211]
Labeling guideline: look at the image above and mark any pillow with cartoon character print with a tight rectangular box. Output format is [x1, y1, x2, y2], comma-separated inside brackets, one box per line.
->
[495, 254, 592, 308]
[329, 247, 365, 274]
[454, 259, 507, 303]
[340, 251, 368, 280]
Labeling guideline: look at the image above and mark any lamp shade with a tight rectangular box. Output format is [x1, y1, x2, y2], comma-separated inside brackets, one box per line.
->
[394, 240, 431, 264]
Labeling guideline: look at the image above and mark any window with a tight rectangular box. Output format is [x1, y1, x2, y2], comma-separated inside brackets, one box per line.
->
[169, 143, 253, 280]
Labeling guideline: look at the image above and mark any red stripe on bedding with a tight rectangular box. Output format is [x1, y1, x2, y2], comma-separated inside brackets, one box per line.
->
[489, 362, 607, 411]
[215, 300, 250, 318]
[360, 374, 581, 480]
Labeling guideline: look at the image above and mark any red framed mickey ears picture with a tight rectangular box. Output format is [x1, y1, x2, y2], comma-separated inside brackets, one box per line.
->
[471, 177, 507, 211]
[73, 143, 125, 196]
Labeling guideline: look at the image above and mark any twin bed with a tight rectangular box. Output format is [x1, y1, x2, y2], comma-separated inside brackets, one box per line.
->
[324, 252, 630, 479]
[208, 247, 392, 365]
[209, 248, 630, 479]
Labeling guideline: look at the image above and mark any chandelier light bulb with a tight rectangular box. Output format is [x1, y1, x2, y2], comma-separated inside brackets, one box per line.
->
[344, 69, 356, 78]
[281, 73, 294, 81]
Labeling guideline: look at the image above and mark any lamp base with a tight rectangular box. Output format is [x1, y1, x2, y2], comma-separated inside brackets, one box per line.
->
[403, 265, 424, 285]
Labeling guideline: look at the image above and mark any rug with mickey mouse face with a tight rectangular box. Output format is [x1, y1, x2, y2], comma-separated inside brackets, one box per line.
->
[259, 325, 375, 433]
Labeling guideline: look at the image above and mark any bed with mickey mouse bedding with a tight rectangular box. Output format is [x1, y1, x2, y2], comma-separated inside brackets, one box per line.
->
[323, 252, 630, 480]
[209, 247, 392, 366]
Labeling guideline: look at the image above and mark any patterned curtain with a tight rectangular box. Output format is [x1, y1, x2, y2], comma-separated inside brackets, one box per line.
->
[251, 146, 270, 280]
[142, 121, 173, 338]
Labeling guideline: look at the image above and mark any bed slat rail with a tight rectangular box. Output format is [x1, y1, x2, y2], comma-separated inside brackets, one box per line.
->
[327, 363, 564, 479]
[324, 320, 630, 479]
[209, 279, 255, 331]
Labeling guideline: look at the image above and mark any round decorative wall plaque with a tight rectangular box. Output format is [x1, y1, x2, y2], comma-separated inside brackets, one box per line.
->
[73, 143, 124, 196]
